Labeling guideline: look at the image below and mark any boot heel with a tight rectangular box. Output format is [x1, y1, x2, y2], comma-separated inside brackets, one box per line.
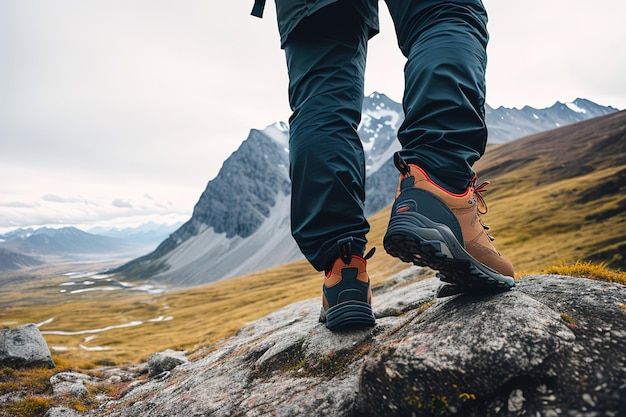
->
[324, 301, 375, 331]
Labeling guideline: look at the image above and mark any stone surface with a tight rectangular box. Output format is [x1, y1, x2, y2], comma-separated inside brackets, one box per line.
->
[147, 349, 188, 377]
[54, 272, 626, 417]
[44, 407, 84, 417]
[0, 323, 55, 369]
[50, 372, 94, 398]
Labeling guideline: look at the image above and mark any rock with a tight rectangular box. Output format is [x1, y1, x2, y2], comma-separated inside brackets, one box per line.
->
[68, 272, 626, 417]
[96, 362, 149, 385]
[50, 372, 94, 398]
[0, 323, 54, 369]
[44, 407, 83, 417]
[355, 288, 576, 416]
[147, 349, 188, 377]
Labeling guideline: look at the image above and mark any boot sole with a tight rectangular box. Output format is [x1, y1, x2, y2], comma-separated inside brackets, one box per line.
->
[384, 212, 515, 293]
[321, 301, 375, 331]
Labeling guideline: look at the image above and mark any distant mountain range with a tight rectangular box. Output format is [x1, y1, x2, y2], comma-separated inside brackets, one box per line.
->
[112, 94, 618, 287]
[0, 227, 124, 260]
[88, 221, 183, 244]
[0, 248, 43, 271]
[0, 223, 181, 272]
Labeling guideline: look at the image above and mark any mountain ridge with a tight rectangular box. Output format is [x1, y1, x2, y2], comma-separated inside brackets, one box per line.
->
[111, 95, 618, 287]
[473, 109, 626, 271]
[2, 95, 615, 281]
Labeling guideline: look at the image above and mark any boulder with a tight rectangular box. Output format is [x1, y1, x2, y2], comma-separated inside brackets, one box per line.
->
[0, 323, 54, 369]
[50, 372, 94, 398]
[147, 349, 188, 377]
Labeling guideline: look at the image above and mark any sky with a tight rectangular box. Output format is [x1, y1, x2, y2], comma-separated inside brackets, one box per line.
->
[1, 0, 625, 234]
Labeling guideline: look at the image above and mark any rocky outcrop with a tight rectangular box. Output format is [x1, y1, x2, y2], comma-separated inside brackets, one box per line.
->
[0, 323, 54, 369]
[60, 270, 625, 417]
[147, 349, 188, 377]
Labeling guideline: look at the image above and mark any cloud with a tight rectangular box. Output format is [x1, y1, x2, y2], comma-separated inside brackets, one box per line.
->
[0, 0, 624, 235]
[0, 201, 37, 208]
[112, 199, 133, 209]
[42, 194, 94, 204]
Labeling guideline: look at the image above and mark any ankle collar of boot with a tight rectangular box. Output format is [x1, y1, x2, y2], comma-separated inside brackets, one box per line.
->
[407, 164, 474, 198]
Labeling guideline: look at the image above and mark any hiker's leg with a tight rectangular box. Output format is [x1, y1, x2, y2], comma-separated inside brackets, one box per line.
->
[385, 0, 489, 192]
[284, 1, 371, 271]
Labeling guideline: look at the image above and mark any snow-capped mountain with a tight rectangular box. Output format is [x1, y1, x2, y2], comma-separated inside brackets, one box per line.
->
[113, 94, 617, 287]
[485, 98, 617, 143]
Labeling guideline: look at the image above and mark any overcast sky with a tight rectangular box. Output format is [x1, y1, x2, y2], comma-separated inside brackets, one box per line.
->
[1, 0, 625, 233]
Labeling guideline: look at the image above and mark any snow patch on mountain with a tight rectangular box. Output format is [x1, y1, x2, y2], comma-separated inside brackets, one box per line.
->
[263, 121, 290, 149]
[360, 92, 403, 174]
[566, 101, 586, 114]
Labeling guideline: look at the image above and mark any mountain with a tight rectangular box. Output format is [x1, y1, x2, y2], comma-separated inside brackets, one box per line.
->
[113, 95, 618, 287]
[0, 223, 183, 270]
[88, 222, 183, 245]
[485, 98, 618, 143]
[0, 226, 129, 260]
[112, 122, 298, 286]
[0, 248, 43, 271]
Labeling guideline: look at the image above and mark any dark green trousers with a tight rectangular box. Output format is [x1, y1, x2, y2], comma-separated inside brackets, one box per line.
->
[284, 0, 489, 271]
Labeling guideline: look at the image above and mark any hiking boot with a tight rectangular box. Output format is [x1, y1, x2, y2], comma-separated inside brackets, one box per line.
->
[383, 153, 515, 292]
[319, 238, 376, 330]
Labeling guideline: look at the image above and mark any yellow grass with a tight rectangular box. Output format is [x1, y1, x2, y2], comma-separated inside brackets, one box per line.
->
[543, 260, 626, 284]
[0, 355, 124, 416]
[476, 161, 626, 275]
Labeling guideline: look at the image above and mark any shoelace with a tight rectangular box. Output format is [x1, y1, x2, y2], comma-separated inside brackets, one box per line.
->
[473, 181, 495, 241]
[473, 181, 489, 215]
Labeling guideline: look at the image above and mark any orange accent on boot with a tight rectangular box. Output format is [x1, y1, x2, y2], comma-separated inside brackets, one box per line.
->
[322, 255, 372, 309]
[325, 255, 369, 286]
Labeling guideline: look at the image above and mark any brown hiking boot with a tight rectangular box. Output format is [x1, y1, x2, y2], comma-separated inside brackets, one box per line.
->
[319, 239, 375, 330]
[384, 153, 515, 292]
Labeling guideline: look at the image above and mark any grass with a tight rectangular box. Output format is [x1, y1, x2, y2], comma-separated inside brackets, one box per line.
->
[475, 159, 625, 275]
[543, 260, 626, 285]
[0, 355, 120, 417]
[1, 397, 53, 417]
